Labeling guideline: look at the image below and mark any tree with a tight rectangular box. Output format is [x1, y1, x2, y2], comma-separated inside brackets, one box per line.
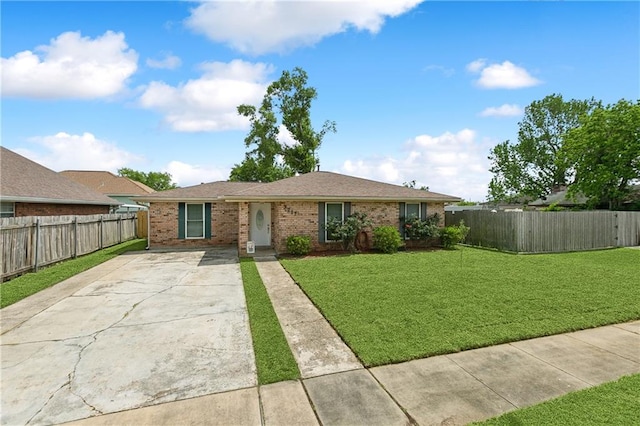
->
[117, 168, 178, 191]
[562, 99, 640, 209]
[488, 94, 599, 202]
[402, 180, 429, 191]
[230, 67, 336, 182]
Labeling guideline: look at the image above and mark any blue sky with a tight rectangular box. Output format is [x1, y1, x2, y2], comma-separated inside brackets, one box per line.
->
[2, 1, 638, 201]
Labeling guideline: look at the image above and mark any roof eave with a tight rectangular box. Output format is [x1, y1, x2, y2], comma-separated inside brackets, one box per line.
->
[0, 196, 121, 206]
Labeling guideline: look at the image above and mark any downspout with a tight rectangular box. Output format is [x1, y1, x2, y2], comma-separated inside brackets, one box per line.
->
[145, 208, 151, 250]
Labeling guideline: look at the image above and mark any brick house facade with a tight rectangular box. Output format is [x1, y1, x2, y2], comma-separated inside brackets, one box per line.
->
[14, 203, 111, 217]
[139, 172, 459, 255]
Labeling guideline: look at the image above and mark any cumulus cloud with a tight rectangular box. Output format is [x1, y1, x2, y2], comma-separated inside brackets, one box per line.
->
[146, 53, 181, 70]
[479, 104, 523, 117]
[139, 59, 273, 132]
[17, 132, 142, 172]
[164, 161, 229, 186]
[339, 129, 492, 201]
[1, 31, 138, 99]
[185, 0, 423, 55]
[467, 59, 541, 89]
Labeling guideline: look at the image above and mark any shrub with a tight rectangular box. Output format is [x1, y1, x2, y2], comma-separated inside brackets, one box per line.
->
[440, 220, 470, 249]
[286, 235, 311, 256]
[404, 213, 441, 241]
[373, 226, 403, 254]
[326, 212, 373, 252]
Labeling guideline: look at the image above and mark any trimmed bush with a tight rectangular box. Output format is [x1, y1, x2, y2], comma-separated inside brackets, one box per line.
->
[440, 220, 470, 249]
[373, 226, 403, 254]
[286, 235, 311, 255]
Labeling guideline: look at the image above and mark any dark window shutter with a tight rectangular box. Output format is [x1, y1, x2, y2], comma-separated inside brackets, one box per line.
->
[399, 202, 405, 239]
[420, 202, 427, 220]
[178, 203, 185, 239]
[318, 202, 326, 243]
[344, 202, 351, 220]
[204, 203, 212, 238]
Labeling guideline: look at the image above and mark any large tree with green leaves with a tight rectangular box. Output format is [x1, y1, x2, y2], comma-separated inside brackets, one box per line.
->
[563, 99, 640, 209]
[230, 67, 336, 182]
[488, 94, 599, 202]
[117, 168, 178, 191]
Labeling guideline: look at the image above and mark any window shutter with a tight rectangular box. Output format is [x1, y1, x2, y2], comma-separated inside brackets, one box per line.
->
[178, 203, 185, 239]
[344, 202, 351, 220]
[318, 202, 326, 243]
[204, 203, 212, 238]
[399, 202, 405, 239]
[420, 202, 427, 220]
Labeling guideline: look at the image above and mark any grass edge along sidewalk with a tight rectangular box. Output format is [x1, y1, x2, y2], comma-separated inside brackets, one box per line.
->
[281, 247, 640, 367]
[239, 258, 300, 385]
[1, 238, 147, 309]
[476, 373, 640, 425]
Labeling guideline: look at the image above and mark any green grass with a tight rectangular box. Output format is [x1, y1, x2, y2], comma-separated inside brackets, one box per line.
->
[1, 239, 147, 309]
[476, 374, 640, 425]
[281, 247, 640, 367]
[239, 258, 300, 384]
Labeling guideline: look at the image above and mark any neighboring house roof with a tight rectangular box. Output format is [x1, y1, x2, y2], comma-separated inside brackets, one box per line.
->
[528, 189, 589, 207]
[60, 170, 155, 195]
[0, 147, 120, 206]
[137, 171, 461, 202]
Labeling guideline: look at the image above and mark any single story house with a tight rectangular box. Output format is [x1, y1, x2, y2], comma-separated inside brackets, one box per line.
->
[528, 187, 589, 210]
[137, 171, 461, 255]
[60, 170, 154, 213]
[0, 147, 120, 217]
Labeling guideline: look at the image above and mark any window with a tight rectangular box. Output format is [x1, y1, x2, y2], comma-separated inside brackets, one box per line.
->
[325, 202, 344, 241]
[186, 203, 204, 238]
[405, 203, 420, 220]
[1, 202, 15, 218]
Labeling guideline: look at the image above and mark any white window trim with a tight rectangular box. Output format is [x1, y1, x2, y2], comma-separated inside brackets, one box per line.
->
[1, 202, 15, 218]
[325, 202, 344, 242]
[185, 203, 205, 239]
[405, 203, 421, 220]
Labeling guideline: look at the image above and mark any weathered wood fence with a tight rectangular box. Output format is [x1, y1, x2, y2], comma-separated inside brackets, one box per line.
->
[445, 210, 640, 253]
[1, 213, 137, 280]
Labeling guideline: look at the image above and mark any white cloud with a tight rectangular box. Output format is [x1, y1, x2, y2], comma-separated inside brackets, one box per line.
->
[1, 31, 138, 99]
[339, 129, 493, 202]
[277, 125, 298, 147]
[185, 0, 423, 55]
[467, 59, 541, 89]
[164, 161, 229, 187]
[17, 132, 142, 171]
[139, 59, 273, 132]
[146, 53, 181, 70]
[423, 64, 455, 77]
[479, 104, 523, 117]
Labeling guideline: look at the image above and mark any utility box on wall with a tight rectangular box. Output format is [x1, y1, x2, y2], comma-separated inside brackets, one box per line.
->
[246, 241, 255, 254]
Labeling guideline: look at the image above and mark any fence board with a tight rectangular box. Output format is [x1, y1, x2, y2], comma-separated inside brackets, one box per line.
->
[445, 210, 640, 254]
[1, 213, 137, 280]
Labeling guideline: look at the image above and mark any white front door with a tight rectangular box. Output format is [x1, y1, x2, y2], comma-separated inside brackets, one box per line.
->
[250, 203, 271, 246]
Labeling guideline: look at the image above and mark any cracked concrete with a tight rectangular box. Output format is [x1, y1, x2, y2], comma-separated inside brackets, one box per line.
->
[1, 248, 256, 426]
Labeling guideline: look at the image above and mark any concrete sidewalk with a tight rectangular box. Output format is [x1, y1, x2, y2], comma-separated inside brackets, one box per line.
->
[67, 320, 640, 426]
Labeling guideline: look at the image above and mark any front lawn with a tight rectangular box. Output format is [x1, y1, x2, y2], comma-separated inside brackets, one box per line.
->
[281, 247, 640, 367]
[477, 374, 640, 425]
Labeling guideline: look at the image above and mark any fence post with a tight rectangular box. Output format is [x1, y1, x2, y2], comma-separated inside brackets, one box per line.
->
[34, 218, 40, 272]
[74, 216, 78, 258]
[118, 216, 122, 243]
[100, 215, 103, 249]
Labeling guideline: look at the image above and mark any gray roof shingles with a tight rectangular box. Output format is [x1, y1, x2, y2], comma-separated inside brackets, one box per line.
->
[0, 147, 120, 206]
[138, 171, 461, 202]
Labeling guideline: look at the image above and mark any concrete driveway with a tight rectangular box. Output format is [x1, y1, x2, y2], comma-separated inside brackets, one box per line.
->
[1, 248, 256, 426]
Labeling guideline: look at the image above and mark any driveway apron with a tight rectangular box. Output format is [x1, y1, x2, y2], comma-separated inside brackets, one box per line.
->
[1, 248, 256, 426]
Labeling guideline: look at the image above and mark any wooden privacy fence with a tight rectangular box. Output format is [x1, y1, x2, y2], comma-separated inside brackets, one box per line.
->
[445, 210, 640, 254]
[1, 213, 137, 280]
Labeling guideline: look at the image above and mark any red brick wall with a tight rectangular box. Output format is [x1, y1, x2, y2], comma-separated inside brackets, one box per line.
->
[15, 203, 110, 217]
[149, 201, 239, 248]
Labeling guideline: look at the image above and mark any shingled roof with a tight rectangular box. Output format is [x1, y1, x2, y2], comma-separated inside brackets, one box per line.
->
[0, 147, 120, 206]
[137, 171, 460, 202]
[60, 170, 155, 195]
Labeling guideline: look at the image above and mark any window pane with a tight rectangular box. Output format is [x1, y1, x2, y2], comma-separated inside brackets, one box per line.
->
[326, 203, 342, 221]
[0, 202, 14, 218]
[186, 204, 203, 220]
[187, 221, 204, 238]
[406, 203, 420, 219]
